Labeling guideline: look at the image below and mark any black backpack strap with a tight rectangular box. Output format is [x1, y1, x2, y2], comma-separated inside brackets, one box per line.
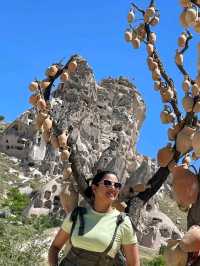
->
[69, 206, 87, 243]
[69, 207, 79, 244]
[78, 207, 87, 235]
[102, 213, 139, 255]
[102, 212, 125, 255]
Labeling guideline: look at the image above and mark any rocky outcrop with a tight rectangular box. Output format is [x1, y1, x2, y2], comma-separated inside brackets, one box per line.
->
[21, 55, 148, 216]
[0, 55, 182, 250]
[137, 200, 182, 249]
[0, 110, 47, 162]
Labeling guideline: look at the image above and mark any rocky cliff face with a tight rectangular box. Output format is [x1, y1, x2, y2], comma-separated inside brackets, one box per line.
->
[0, 55, 182, 249]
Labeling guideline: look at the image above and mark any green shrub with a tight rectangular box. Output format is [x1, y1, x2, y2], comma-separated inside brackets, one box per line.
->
[30, 214, 62, 232]
[148, 255, 165, 266]
[141, 255, 166, 266]
[1, 188, 30, 217]
[0, 220, 47, 266]
[159, 244, 166, 255]
[0, 125, 5, 133]
[0, 115, 5, 121]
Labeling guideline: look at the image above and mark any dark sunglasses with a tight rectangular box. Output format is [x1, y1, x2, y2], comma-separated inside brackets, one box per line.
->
[99, 179, 122, 190]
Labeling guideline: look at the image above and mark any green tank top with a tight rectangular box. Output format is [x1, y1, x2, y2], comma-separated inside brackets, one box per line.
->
[61, 207, 137, 258]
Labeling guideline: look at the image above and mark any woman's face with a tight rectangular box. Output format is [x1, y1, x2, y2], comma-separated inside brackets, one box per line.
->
[92, 174, 121, 204]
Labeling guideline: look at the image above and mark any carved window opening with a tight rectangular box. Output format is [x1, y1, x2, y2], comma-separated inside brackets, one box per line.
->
[17, 139, 26, 144]
[146, 204, 153, 211]
[16, 146, 23, 150]
[28, 113, 33, 119]
[37, 137, 41, 145]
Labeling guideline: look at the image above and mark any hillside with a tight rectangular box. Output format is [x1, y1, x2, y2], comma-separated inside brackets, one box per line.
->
[0, 56, 187, 265]
[0, 153, 20, 200]
[0, 152, 185, 266]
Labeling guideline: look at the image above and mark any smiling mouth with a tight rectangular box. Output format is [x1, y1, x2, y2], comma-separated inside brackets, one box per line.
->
[106, 192, 116, 198]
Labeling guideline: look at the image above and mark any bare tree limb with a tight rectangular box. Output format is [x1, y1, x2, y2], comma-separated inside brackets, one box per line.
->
[170, 99, 182, 123]
[180, 31, 193, 54]
[150, 48, 182, 122]
[135, 147, 183, 205]
[176, 64, 190, 77]
[145, 24, 176, 91]
[137, 167, 169, 204]
[191, 0, 200, 8]
[131, 3, 145, 15]
[153, 49, 175, 89]
[143, 22, 182, 122]
[43, 54, 79, 101]
[150, 0, 155, 6]
[175, 32, 194, 82]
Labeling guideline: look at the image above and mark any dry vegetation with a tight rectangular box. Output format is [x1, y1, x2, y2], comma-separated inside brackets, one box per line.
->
[0, 153, 20, 199]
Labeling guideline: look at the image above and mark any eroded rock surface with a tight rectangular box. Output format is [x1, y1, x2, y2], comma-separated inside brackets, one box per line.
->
[0, 55, 182, 249]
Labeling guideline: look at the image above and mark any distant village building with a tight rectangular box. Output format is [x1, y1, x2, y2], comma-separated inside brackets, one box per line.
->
[0, 110, 46, 162]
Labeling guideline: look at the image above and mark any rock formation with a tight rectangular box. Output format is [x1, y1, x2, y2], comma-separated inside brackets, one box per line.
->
[0, 55, 182, 249]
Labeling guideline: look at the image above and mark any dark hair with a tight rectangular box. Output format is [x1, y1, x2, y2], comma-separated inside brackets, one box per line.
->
[84, 170, 117, 199]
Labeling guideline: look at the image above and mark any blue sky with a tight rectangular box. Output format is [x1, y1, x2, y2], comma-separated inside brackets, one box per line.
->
[0, 1, 199, 159]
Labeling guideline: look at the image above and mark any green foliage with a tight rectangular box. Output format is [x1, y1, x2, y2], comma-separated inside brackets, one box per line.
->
[141, 255, 166, 266]
[30, 214, 62, 232]
[1, 188, 30, 217]
[149, 256, 165, 266]
[0, 115, 5, 121]
[0, 125, 5, 133]
[0, 220, 47, 266]
[159, 244, 166, 255]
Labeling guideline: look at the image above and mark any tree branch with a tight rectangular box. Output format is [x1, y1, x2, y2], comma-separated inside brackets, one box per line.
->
[191, 0, 200, 8]
[153, 49, 174, 89]
[150, 48, 183, 122]
[137, 167, 169, 204]
[131, 3, 145, 15]
[180, 31, 192, 54]
[176, 64, 190, 77]
[175, 32, 194, 82]
[150, 0, 155, 6]
[143, 22, 182, 123]
[170, 99, 182, 123]
[43, 54, 79, 101]
[145, 24, 176, 91]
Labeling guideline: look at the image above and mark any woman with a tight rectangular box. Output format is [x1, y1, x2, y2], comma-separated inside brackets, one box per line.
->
[48, 170, 140, 266]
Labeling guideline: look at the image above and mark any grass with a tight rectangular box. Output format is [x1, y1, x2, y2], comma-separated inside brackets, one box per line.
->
[0, 125, 5, 133]
[0, 152, 185, 265]
[0, 219, 48, 266]
[0, 185, 60, 266]
[29, 178, 45, 191]
[139, 246, 166, 265]
[139, 245, 158, 261]
[1, 187, 30, 218]
[0, 153, 21, 200]
[0, 153, 19, 198]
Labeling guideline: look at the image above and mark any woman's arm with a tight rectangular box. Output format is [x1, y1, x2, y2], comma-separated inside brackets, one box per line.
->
[48, 229, 70, 266]
[122, 244, 140, 266]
